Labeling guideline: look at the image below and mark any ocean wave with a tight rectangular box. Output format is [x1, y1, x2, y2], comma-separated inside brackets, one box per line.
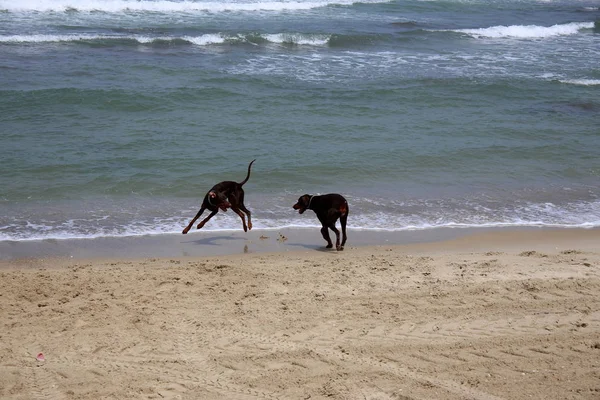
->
[451, 21, 594, 39]
[0, 34, 110, 43]
[0, 0, 389, 13]
[558, 79, 600, 86]
[262, 33, 329, 46]
[0, 32, 331, 46]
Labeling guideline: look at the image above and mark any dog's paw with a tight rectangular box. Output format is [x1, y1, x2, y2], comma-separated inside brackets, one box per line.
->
[336, 246, 344, 251]
[326, 244, 333, 249]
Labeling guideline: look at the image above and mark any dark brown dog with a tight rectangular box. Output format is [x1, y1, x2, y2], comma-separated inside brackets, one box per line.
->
[293, 193, 348, 250]
[182, 160, 255, 234]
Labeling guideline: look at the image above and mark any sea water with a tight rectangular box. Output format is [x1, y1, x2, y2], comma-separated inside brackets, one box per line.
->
[1, 0, 599, 242]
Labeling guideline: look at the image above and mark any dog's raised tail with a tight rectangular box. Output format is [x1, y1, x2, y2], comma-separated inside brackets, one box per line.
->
[239, 159, 256, 186]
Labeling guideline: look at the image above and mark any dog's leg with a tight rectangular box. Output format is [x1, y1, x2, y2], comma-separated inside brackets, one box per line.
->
[320, 225, 333, 248]
[183, 207, 206, 234]
[340, 213, 348, 250]
[196, 210, 218, 230]
[232, 191, 252, 231]
[328, 223, 342, 251]
[238, 204, 252, 230]
[232, 208, 249, 232]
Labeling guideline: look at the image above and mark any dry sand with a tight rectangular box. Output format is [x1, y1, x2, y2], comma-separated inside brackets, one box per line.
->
[1, 229, 600, 399]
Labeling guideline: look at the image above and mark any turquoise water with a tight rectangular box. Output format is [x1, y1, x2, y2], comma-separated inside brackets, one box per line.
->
[1, 0, 599, 241]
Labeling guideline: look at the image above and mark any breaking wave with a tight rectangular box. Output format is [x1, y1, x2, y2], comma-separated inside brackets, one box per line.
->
[0, 32, 332, 46]
[451, 22, 594, 39]
[0, 0, 390, 13]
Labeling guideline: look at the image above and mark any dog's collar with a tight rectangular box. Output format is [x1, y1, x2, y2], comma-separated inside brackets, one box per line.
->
[307, 195, 315, 210]
[207, 192, 215, 207]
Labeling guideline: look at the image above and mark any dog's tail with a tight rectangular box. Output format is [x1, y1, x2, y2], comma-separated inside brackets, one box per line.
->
[239, 159, 256, 186]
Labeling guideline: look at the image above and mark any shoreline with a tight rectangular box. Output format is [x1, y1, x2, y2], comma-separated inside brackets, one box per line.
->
[1, 225, 599, 261]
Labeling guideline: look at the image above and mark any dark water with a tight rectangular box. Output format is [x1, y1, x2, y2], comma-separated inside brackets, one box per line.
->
[1, 0, 599, 241]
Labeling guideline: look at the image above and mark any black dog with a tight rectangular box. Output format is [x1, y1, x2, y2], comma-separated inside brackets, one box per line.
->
[293, 193, 348, 251]
[182, 160, 255, 234]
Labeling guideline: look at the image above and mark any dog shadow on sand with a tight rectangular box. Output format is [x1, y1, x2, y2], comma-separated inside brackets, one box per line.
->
[181, 235, 246, 246]
[181, 234, 338, 253]
[284, 242, 338, 252]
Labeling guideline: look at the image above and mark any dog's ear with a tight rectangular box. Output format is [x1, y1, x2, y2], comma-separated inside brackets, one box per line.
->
[303, 194, 311, 205]
[209, 191, 216, 198]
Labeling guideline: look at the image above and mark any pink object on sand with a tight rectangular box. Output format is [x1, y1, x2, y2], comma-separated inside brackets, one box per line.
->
[36, 353, 45, 362]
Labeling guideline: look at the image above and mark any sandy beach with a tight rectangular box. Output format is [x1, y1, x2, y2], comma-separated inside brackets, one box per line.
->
[1, 228, 600, 399]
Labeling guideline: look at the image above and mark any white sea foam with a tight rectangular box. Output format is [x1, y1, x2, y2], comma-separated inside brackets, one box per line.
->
[0, 34, 88, 43]
[2, 199, 599, 242]
[3, 219, 599, 242]
[263, 33, 330, 46]
[559, 79, 600, 86]
[183, 34, 226, 45]
[0, 34, 151, 43]
[454, 22, 594, 39]
[0, 33, 224, 45]
[0, 33, 327, 46]
[0, 0, 390, 13]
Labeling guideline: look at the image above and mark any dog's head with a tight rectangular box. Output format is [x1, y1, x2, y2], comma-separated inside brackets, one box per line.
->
[292, 194, 312, 214]
[208, 191, 231, 212]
